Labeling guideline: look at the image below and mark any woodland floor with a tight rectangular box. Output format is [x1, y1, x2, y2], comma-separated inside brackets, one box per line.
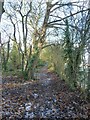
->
[2, 66, 90, 120]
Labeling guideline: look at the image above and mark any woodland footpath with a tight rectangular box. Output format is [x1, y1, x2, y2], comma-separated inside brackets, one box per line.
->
[1, 0, 90, 119]
[2, 66, 90, 119]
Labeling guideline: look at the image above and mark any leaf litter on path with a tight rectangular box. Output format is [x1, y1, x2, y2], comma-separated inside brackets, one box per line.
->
[2, 66, 90, 119]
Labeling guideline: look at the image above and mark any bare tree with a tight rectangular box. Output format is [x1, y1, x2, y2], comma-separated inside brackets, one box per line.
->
[1, 0, 90, 80]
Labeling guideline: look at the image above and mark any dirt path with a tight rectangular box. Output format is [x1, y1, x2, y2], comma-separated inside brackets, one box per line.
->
[2, 66, 90, 119]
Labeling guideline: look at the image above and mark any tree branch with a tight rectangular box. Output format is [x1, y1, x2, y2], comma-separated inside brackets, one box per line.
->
[48, 8, 90, 24]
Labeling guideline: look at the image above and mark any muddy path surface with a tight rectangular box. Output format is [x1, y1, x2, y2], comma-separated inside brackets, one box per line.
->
[2, 66, 90, 119]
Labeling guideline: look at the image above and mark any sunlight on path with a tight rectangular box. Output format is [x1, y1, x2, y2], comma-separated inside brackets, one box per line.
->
[36, 66, 52, 86]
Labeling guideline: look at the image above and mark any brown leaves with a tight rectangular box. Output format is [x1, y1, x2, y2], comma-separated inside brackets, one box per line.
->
[2, 66, 89, 119]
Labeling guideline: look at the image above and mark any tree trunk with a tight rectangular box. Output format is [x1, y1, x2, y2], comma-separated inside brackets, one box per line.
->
[29, 53, 39, 80]
[22, 53, 24, 72]
[87, 53, 90, 101]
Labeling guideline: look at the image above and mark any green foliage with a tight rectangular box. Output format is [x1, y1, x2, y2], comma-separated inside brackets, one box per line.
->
[23, 52, 40, 80]
[40, 19, 87, 91]
[1, 46, 7, 71]
[2, 69, 22, 77]
[40, 45, 65, 79]
[62, 19, 88, 90]
[1, 42, 10, 71]
[63, 20, 80, 88]
[8, 41, 21, 70]
[23, 71, 28, 80]
[36, 59, 46, 67]
[40, 47, 52, 66]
